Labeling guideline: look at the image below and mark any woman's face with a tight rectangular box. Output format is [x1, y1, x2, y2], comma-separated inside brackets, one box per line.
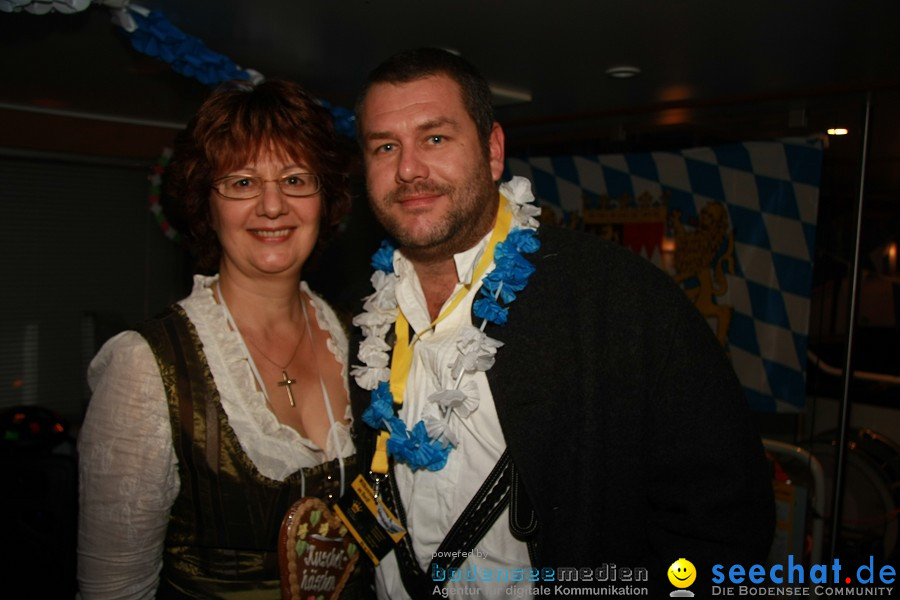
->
[209, 147, 322, 281]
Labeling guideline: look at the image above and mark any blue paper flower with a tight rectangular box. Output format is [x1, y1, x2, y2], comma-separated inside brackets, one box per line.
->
[387, 422, 450, 471]
[506, 228, 541, 254]
[473, 297, 509, 325]
[480, 277, 517, 303]
[373, 380, 393, 403]
[495, 243, 537, 277]
[478, 229, 539, 306]
[493, 255, 535, 292]
[371, 239, 397, 273]
[362, 382, 394, 429]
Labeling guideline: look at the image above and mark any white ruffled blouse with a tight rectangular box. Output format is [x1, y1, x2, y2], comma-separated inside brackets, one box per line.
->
[76, 274, 353, 600]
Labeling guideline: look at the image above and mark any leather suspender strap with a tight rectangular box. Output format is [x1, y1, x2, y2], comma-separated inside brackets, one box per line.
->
[509, 462, 540, 565]
[384, 449, 512, 597]
[435, 450, 512, 571]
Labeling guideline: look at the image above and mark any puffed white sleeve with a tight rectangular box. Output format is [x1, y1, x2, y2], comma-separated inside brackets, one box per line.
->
[77, 331, 180, 600]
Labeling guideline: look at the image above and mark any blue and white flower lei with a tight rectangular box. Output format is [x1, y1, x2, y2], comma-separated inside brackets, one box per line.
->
[351, 177, 541, 471]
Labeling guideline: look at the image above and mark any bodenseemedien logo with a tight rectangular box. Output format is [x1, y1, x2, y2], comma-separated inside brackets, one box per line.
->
[668, 558, 696, 597]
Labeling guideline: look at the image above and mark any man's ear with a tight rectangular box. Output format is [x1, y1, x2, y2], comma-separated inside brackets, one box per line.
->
[488, 122, 505, 182]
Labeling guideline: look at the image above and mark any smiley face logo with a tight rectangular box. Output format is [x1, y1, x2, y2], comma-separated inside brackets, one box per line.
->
[668, 558, 696, 588]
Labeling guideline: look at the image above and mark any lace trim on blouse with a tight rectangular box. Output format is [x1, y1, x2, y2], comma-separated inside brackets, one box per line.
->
[178, 274, 353, 481]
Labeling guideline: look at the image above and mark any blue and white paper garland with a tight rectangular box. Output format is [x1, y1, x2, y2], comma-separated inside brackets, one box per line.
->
[2, 0, 357, 137]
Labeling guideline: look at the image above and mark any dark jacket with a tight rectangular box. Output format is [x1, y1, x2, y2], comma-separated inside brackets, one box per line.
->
[351, 225, 775, 594]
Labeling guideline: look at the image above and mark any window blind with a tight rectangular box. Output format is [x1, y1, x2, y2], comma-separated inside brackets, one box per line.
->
[0, 152, 188, 424]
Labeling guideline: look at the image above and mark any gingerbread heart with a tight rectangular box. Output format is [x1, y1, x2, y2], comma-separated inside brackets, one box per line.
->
[279, 497, 360, 600]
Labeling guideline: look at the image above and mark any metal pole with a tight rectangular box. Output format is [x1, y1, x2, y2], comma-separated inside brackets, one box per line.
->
[829, 92, 872, 561]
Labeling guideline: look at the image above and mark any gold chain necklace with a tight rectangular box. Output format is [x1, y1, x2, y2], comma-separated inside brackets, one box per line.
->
[245, 332, 305, 407]
[216, 280, 306, 407]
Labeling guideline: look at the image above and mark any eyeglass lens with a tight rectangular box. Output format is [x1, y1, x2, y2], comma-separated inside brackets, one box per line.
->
[214, 173, 319, 199]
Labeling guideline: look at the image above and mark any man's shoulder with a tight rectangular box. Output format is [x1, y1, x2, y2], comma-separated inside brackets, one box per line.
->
[537, 223, 613, 250]
[534, 223, 664, 278]
[527, 224, 693, 321]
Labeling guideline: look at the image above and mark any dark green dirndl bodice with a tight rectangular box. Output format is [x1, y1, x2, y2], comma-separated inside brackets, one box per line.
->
[137, 305, 362, 599]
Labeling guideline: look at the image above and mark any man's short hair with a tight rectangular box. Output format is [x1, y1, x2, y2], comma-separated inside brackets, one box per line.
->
[356, 47, 495, 147]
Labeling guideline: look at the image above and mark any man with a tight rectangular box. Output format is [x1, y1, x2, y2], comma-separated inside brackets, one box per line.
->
[348, 48, 774, 598]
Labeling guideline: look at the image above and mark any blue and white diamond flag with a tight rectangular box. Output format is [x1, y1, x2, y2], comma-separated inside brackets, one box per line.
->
[506, 138, 824, 412]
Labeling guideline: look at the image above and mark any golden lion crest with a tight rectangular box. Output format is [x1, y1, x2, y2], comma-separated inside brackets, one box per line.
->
[669, 203, 736, 346]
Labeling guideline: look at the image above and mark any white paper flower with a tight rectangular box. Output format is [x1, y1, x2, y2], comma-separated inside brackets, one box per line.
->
[450, 326, 504, 379]
[501, 176, 535, 206]
[0, 0, 90, 14]
[501, 176, 541, 230]
[423, 414, 459, 449]
[357, 335, 391, 368]
[511, 202, 541, 230]
[427, 380, 480, 418]
[362, 270, 399, 312]
[351, 364, 390, 391]
[108, 6, 139, 32]
[352, 309, 394, 339]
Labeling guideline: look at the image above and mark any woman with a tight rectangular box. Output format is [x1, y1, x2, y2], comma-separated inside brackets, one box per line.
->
[77, 80, 360, 598]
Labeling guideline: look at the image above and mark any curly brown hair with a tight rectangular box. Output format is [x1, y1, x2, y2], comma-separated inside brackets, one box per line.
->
[164, 80, 351, 272]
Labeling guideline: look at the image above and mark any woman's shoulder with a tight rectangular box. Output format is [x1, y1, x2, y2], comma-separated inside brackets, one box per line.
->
[177, 274, 219, 316]
[87, 330, 156, 385]
[83, 329, 171, 446]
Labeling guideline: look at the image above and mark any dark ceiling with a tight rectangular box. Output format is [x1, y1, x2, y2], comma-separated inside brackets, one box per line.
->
[2, 0, 900, 150]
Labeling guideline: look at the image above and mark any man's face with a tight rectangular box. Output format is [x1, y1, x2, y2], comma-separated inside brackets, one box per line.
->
[359, 75, 505, 261]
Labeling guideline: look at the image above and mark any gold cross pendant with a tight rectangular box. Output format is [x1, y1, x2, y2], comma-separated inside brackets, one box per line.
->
[278, 370, 297, 407]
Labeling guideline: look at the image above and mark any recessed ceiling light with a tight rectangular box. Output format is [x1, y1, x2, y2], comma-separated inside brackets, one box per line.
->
[827, 128, 849, 136]
[605, 65, 641, 79]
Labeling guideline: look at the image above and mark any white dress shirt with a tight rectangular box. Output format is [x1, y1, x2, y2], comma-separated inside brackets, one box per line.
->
[375, 233, 534, 599]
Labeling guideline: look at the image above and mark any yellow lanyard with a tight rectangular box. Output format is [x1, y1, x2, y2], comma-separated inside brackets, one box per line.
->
[370, 195, 513, 474]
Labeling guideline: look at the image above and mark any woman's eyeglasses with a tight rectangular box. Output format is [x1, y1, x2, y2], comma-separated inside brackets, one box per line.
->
[212, 173, 321, 200]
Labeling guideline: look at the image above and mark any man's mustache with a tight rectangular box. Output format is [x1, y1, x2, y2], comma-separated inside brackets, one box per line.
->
[386, 182, 453, 204]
